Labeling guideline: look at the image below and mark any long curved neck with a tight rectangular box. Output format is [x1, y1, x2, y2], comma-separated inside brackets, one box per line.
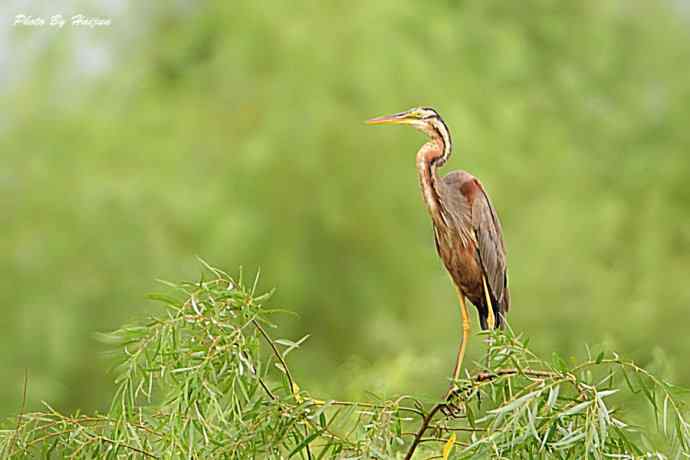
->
[416, 138, 451, 228]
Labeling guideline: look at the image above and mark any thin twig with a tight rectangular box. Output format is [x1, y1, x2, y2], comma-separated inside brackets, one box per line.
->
[311, 399, 425, 417]
[402, 367, 553, 460]
[21, 428, 157, 458]
[252, 319, 295, 393]
[427, 424, 482, 433]
[240, 350, 276, 400]
[2, 369, 29, 458]
[257, 376, 276, 400]
[88, 434, 159, 459]
[251, 319, 311, 458]
[404, 403, 447, 460]
[473, 368, 557, 382]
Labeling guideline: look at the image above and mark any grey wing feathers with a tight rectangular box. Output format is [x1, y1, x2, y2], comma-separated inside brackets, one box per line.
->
[472, 188, 510, 314]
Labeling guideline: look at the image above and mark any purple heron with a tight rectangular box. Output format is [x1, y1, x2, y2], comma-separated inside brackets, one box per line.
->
[367, 107, 510, 394]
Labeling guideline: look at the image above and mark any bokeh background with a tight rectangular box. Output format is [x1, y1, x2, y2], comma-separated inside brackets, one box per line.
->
[2, 0, 690, 421]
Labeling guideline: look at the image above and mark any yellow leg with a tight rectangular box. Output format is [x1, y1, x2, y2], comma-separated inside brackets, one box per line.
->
[482, 276, 496, 330]
[450, 292, 471, 384]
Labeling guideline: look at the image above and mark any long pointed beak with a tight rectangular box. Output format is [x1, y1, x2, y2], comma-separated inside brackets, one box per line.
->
[366, 111, 414, 126]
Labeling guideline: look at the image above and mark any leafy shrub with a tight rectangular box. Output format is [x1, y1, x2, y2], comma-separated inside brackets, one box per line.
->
[1, 263, 688, 458]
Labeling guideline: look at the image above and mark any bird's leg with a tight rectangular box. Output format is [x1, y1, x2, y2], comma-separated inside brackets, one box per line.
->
[482, 276, 496, 331]
[454, 293, 471, 381]
[480, 277, 496, 385]
[481, 276, 497, 379]
[444, 291, 471, 405]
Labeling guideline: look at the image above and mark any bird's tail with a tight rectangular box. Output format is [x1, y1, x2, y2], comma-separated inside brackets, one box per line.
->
[478, 299, 505, 331]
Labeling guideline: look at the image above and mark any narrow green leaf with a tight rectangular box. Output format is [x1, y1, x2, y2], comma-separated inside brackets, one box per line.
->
[596, 389, 618, 399]
[466, 403, 475, 428]
[288, 430, 321, 458]
[552, 352, 568, 372]
[663, 394, 669, 435]
[551, 431, 585, 449]
[560, 400, 592, 417]
[489, 390, 541, 415]
[547, 385, 560, 409]
[146, 293, 181, 307]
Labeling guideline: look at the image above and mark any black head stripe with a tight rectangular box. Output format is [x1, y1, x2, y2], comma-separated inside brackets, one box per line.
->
[420, 107, 439, 119]
[430, 116, 452, 165]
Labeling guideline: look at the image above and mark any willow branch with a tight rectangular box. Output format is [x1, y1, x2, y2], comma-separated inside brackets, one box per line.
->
[473, 368, 557, 382]
[404, 403, 447, 460]
[250, 319, 311, 458]
[2, 369, 29, 458]
[310, 400, 425, 417]
[251, 319, 295, 393]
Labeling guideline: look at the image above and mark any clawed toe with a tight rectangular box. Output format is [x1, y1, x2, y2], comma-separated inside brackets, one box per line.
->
[441, 385, 465, 417]
[444, 384, 458, 401]
[441, 400, 464, 417]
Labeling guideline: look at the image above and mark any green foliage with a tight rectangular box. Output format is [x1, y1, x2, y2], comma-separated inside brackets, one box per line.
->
[2, 266, 688, 458]
[442, 332, 690, 457]
[3, 0, 690, 419]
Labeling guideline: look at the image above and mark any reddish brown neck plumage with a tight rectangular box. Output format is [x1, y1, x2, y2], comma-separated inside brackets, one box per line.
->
[416, 139, 449, 228]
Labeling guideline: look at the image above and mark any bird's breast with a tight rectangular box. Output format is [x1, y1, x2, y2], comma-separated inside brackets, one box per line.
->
[434, 225, 483, 297]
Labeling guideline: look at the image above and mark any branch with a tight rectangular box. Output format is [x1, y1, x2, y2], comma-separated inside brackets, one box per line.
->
[251, 319, 311, 459]
[252, 319, 296, 394]
[3, 369, 28, 457]
[404, 368, 560, 459]
[404, 403, 447, 460]
[473, 368, 557, 382]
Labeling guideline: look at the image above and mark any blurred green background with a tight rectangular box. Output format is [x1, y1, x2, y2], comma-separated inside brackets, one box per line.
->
[2, 0, 690, 419]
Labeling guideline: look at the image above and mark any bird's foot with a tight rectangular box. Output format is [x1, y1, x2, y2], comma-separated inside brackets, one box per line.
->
[441, 385, 465, 417]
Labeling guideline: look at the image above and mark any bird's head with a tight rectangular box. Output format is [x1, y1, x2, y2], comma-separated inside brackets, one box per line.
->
[366, 106, 450, 147]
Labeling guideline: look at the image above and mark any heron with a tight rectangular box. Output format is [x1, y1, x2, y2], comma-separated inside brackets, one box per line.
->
[366, 107, 510, 395]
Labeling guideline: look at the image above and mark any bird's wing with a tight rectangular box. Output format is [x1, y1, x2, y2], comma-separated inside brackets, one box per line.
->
[440, 171, 510, 316]
[471, 184, 510, 313]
